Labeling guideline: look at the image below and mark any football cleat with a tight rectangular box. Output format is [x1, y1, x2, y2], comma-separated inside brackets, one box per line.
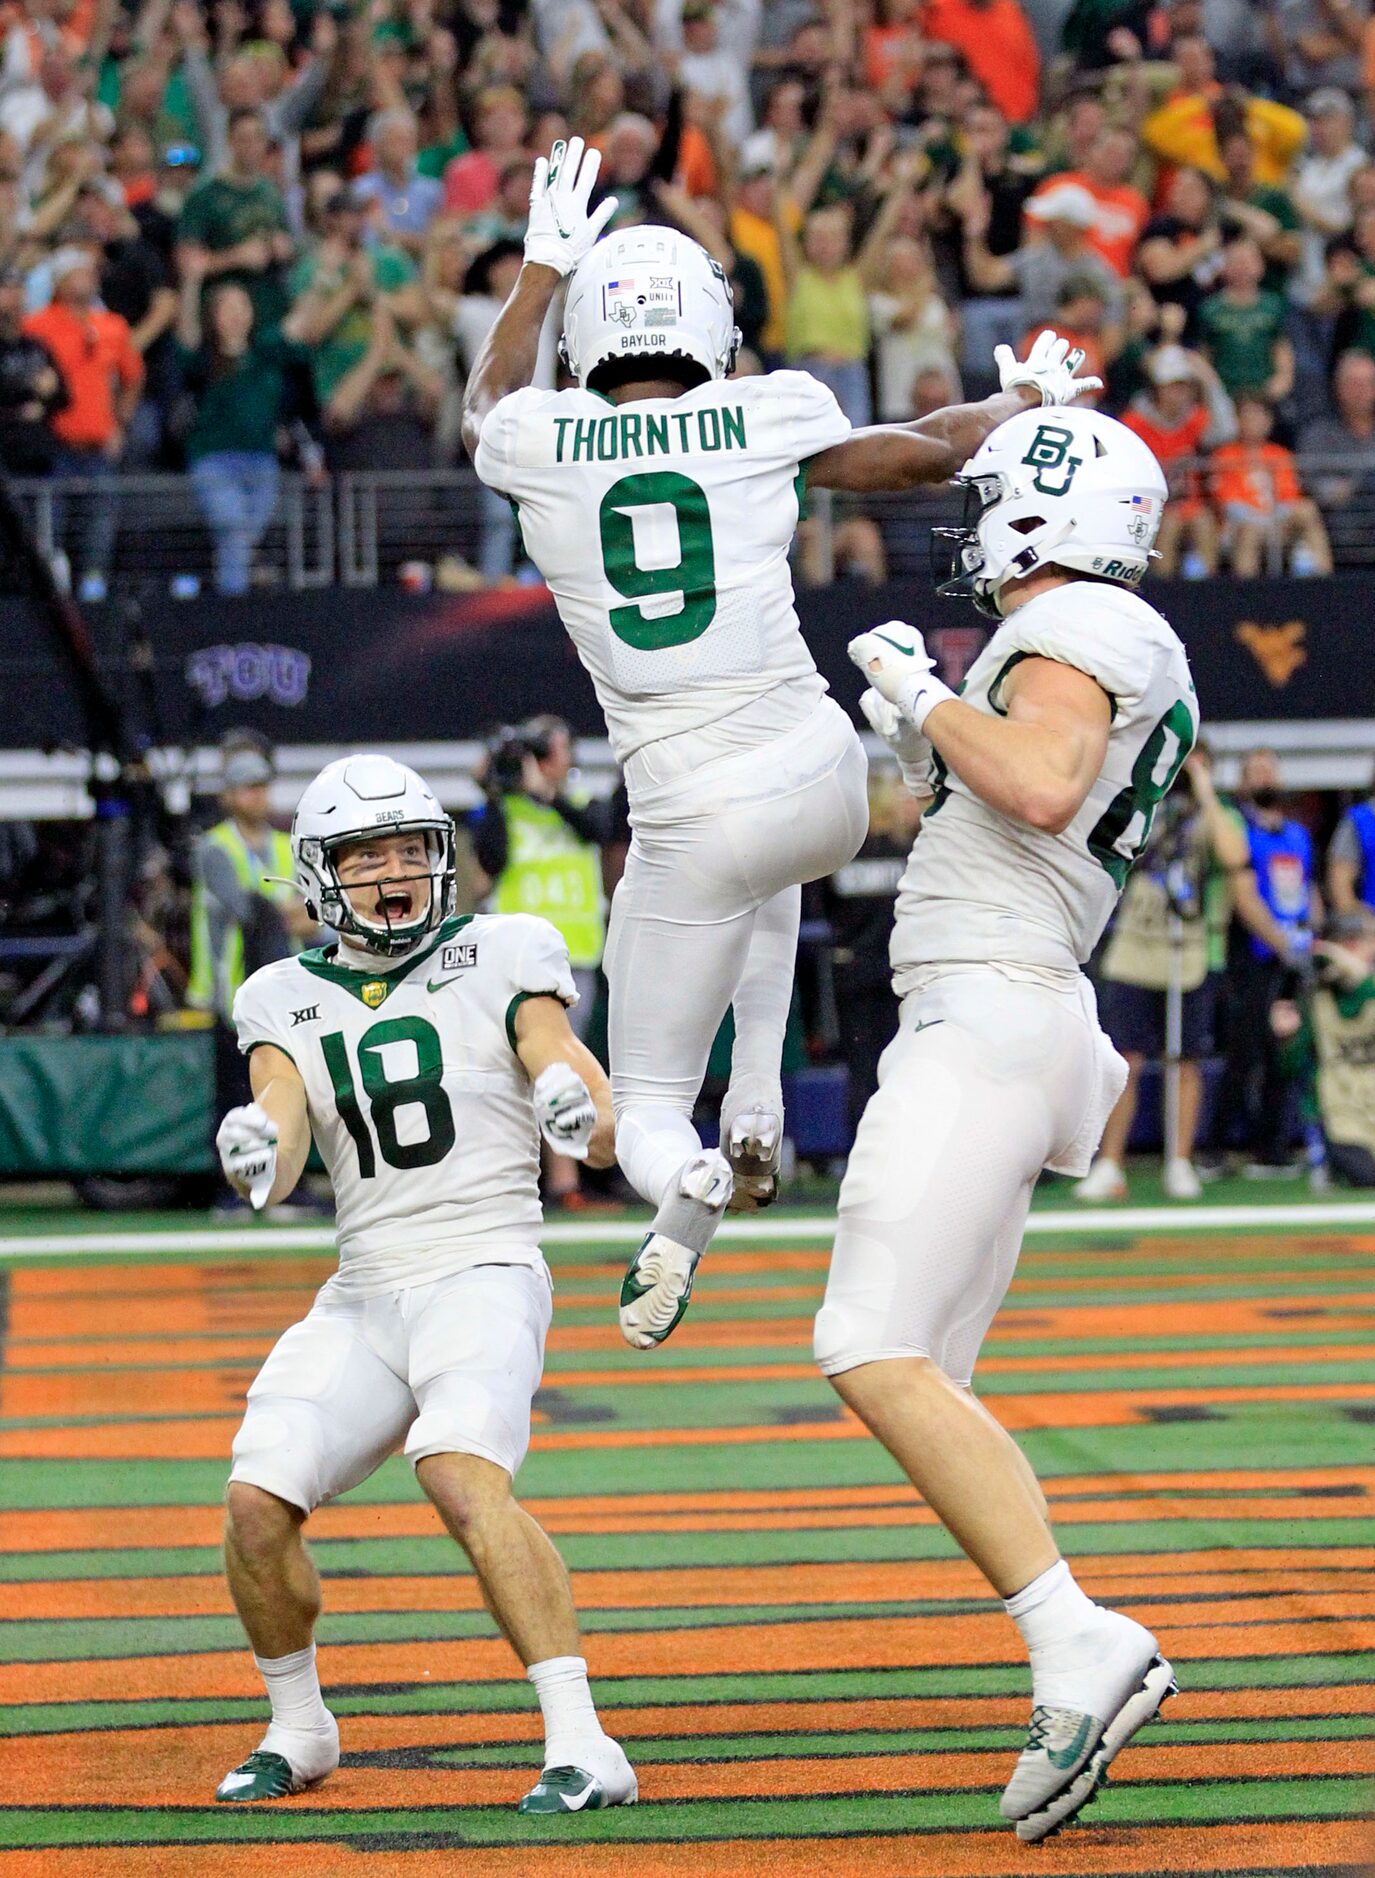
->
[518, 1741, 639, 1815]
[725, 1106, 782, 1212]
[1003, 1653, 1177, 1842]
[619, 1231, 699, 1349]
[216, 1750, 312, 1803]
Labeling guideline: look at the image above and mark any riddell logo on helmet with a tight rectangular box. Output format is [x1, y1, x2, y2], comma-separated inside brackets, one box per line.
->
[1091, 557, 1135, 579]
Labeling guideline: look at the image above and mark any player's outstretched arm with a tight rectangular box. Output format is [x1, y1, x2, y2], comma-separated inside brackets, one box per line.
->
[459, 136, 617, 461]
[216, 1045, 311, 1210]
[808, 333, 1104, 493]
[850, 623, 1110, 834]
[514, 995, 616, 1170]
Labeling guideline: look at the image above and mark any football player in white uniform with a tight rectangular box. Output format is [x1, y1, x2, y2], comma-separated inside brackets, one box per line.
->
[212, 754, 637, 1816]
[817, 406, 1197, 1841]
[462, 137, 1102, 1350]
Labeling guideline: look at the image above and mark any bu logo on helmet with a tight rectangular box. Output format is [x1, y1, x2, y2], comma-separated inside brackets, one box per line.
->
[1021, 423, 1082, 497]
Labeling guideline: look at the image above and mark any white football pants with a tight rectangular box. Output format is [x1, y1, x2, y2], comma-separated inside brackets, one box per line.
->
[609, 697, 869, 1207]
[815, 966, 1125, 1385]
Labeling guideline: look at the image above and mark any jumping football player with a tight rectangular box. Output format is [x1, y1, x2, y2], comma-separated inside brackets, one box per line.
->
[462, 137, 1101, 1350]
[213, 754, 637, 1815]
[823, 405, 1196, 1840]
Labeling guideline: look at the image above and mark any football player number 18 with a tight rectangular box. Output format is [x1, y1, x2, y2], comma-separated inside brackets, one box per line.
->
[600, 471, 717, 650]
[322, 1016, 456, 1177]
[1087, 700, 1195, 888]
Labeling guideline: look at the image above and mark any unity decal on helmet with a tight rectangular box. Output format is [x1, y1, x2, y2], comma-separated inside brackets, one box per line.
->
[1021, 423, 1083, 497]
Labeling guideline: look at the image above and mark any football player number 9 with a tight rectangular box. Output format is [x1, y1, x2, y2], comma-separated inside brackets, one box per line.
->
[600, 471, 717, 650]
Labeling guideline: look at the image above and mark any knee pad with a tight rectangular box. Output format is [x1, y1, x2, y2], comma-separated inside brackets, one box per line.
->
[404, 1383, 526, 1478]
[229, 1401, 322, 1516]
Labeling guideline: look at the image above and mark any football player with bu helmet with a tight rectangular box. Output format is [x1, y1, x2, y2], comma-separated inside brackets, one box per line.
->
[213, 754, 637, 1817]
[461, 136, 1102, 1355]
[818, 405, 1193, 1842]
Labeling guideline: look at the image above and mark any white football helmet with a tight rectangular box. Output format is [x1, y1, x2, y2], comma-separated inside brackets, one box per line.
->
[560, 225, 741, 391]
[933, 406, 1168, 619]
[291, 755, 456, 956]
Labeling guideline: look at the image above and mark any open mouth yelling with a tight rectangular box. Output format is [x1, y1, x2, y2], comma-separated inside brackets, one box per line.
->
[374, 881, 421, 924]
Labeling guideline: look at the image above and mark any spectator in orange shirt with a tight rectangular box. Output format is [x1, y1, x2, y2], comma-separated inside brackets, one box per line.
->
[920, 0, 1041, 124]
[23, 247, 143, 604]
[1212, 392, 1334, 576]
[1030, 127, 1150, 277]
[1121, 340, 1237, 576]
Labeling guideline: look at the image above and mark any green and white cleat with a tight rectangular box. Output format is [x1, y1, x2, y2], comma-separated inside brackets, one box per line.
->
[215, 1750, 309, 1803]
[518, 1741, 639, 1815]
[619, 1231, 699, 1349]
[1003, 1653, 1177, 1842]
[215, 1717, 339, 1803]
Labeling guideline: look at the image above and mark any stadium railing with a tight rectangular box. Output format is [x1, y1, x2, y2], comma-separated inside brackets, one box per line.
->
[4, 455, 1373, 595]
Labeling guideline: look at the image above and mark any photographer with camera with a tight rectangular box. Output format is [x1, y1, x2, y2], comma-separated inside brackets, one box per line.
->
[1272, 910, 1375, 1188]
[1078, 747, 1308, 1200]
[470, 717, 614, 1209]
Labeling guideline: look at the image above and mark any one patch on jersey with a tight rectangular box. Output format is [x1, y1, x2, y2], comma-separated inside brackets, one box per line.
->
[361, 980, 389, 1008]
[441, 941, 479, 972]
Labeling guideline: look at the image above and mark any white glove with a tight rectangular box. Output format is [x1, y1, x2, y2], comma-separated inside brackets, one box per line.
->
[847, 620, 956, 733]
[217, 1102, 278, 1210]
[994, 328, 1104, 407]
[523, 136, 619, 277]
[859, 687, 936, 797]
[533, 1061, 598, 1160]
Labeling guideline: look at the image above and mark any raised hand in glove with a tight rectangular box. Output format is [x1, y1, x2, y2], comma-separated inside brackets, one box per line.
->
[524, 136, 619, 277]
[847, 619, 956, 733]
[995, 328, 1103, 407]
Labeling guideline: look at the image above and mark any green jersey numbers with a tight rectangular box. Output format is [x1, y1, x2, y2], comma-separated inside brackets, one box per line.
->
[1087, 699, 1195, 889]
[322, 1014, 456, 1177]
[599, 470, 717, 651]
[1021, 423, 1083, 497]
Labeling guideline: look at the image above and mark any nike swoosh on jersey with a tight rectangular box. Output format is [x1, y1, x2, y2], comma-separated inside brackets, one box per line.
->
[426, 975, 465, 993]
[908, 1019, 945, 1035]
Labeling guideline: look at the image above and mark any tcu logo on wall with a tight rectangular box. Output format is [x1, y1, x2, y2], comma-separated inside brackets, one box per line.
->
[186, 644, 312, 709]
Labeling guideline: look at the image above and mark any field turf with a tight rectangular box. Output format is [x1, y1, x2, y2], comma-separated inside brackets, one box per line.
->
[0, 1196, 1372, 1875]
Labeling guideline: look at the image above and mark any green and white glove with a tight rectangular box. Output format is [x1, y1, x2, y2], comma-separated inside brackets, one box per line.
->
[859, 687, 936, 797]
[848, 620, 956, 733]
[216, 1101, 278, 1210]
[533, 1062, 598, 1160]
[524, 136, 619, 277]
[995, 328, 1103, 406]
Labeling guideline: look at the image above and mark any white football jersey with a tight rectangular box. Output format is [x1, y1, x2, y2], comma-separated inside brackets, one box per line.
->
[474, 371, 851, 765]
[232, 913, 576, 1295]
[892, 581, 1198, 981]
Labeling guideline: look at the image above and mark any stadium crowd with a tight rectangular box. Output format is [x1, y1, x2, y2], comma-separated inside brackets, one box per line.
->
[5, 0, 1375, 589]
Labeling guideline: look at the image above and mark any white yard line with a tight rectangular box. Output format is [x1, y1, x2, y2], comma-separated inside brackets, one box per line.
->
[2, 1200, 1374, 1259]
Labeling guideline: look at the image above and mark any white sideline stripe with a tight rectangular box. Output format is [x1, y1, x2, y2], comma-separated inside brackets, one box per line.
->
[2, 1200, 1375, 1259]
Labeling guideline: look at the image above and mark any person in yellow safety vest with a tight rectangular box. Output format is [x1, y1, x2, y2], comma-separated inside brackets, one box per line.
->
[470, 714, 614, 1209]
[189, 731, 317, 1025]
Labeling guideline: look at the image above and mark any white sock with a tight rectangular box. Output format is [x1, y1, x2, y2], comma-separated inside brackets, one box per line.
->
[1004, 1560, 1099, 1655]
[1006, 1562, 1153, 1713]
[253, 1643, 332, 1736]
[614, 1106, 702, 1209]
[528, 1654, 603, 1764]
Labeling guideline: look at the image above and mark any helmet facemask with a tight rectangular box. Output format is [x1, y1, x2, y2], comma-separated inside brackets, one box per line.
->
[297, 822, 457, 957]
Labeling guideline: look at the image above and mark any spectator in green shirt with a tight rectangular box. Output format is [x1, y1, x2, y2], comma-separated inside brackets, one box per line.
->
[1218, 130, 1302, 297]
[175, 108, 296, 331]
[176, 267, 310, 594]
[1198, 234, 1295, 401]
[284, 182, 422, 405]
